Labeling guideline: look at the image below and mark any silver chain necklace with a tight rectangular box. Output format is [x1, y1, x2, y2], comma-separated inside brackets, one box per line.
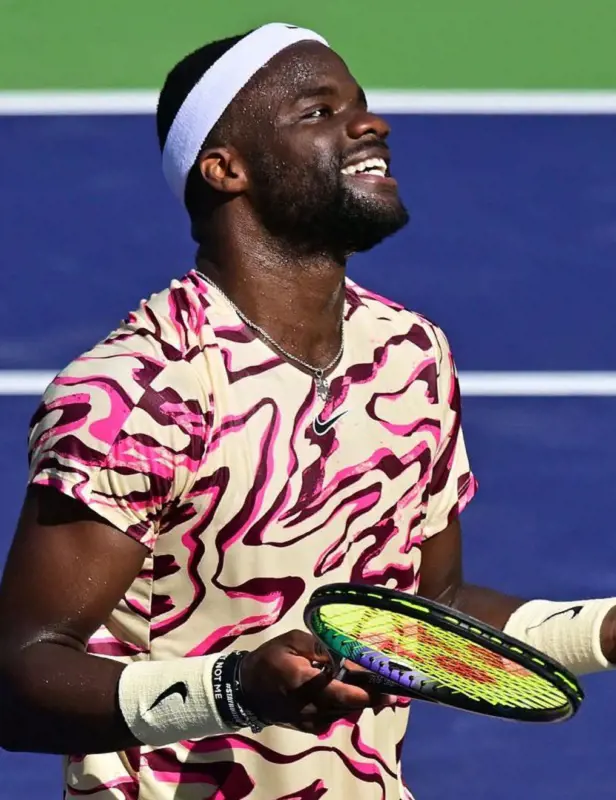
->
[197, 271, 345, 402]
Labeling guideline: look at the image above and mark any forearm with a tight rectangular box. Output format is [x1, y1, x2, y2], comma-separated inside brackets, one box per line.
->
[0, 641, 253, 756]
[419, 521, 526, 631]
[446, 581, 616, 673]
[419, 521, 616, 676]
[0, 641, 135, 754]
[446, 582, 525, 631]
[0, 642, 137, 755]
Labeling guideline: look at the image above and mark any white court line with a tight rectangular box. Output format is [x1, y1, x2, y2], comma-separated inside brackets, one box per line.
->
[0, 372, 57, 396]
[459, 372, 616, 397]
[0, 371, 615, 397]
[1, 90, 616, 116]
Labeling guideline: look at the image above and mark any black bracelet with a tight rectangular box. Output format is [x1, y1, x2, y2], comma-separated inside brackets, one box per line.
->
[212, 651, 250, 730]
[232, 652, 267, 734]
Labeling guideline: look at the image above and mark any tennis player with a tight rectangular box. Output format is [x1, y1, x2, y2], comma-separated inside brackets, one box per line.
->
[1, 23, 615, 800]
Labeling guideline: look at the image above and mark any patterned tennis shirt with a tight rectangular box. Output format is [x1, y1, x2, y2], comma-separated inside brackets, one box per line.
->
[28, 271, 477, 799]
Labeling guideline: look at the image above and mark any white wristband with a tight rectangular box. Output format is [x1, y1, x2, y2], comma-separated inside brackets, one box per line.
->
[118, 655, 237, 746]
[503, 597, 616, 676]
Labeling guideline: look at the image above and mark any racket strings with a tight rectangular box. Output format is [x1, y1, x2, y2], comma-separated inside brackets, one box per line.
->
[320, 604, 569, 711]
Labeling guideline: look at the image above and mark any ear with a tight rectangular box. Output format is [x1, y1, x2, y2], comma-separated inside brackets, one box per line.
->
[198, 146, 248, 196]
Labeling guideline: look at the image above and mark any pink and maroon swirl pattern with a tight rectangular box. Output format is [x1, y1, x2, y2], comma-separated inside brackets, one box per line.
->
[28, 272, 477, 799]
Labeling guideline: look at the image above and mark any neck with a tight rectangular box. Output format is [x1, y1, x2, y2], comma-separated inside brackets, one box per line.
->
[195, 226, 347, 368]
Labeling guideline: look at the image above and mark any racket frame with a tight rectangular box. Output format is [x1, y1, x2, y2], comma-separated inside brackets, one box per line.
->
[304, 582, 584, 723]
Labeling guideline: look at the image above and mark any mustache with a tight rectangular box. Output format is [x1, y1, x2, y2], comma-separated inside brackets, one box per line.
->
[340, 140, 390, 167]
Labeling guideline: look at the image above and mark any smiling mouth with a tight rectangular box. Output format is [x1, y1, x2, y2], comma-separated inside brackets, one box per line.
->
[340, 157, 396, 187]
[341, 157, 388, 177]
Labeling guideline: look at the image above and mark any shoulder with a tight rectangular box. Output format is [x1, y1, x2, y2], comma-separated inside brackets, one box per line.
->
[113, 270, 216, 361]
[346, 278, 452, 366]
[29, 272, 213, 462]
[54, 270, 213, 385]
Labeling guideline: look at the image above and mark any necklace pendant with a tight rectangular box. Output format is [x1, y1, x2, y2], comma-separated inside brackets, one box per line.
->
[315, 374, 329, 401]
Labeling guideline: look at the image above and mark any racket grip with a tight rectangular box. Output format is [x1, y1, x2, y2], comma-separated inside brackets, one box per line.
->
[311, 657, 419, 699]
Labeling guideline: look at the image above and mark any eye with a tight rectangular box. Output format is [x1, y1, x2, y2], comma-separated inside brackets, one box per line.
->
[302, 106, 332, 120]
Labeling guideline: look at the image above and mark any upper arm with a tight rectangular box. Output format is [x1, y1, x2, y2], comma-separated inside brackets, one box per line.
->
[0, 485, 148, 657]
[2, 348, 208, 655]
[418, 517, 463, 604]
[418, 324, 475, 602]
[422, 324, 477, 538]
[416, 328, 525, 623]
[0, 487, 149, 754]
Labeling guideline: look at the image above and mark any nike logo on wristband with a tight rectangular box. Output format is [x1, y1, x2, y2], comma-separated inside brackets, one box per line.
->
[149, 681, 189, 710]
[313, 410, 348, 436]
[527, 605, 584, 632]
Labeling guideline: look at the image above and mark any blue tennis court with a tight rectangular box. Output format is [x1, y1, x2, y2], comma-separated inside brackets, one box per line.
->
[1, 112, 615, 798]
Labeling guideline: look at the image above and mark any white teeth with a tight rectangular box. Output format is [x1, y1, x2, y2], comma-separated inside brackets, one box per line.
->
[341, 157, 388, 177]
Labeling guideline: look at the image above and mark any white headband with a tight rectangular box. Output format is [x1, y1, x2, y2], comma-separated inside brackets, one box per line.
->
[161, 22, 329, 201]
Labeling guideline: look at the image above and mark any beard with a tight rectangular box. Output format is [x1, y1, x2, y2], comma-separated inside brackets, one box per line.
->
[247, 149, 410, 255]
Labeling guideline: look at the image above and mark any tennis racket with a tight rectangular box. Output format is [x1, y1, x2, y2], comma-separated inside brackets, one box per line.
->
[304, 583, 584, 723]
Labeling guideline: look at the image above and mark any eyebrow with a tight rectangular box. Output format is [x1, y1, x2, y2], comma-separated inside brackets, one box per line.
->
[296, 84, 368, 107]
[297, 84, 337, 101]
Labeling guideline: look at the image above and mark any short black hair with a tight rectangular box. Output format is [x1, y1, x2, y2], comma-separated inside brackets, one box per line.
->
[156, 32, 250, 232]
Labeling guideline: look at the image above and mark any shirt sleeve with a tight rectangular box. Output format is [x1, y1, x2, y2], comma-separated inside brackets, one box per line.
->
[27, 352, 208, 551]
[422, 324, 478, 539]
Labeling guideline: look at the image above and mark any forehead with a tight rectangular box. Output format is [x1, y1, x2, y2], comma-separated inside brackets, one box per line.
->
[254, 41, 360, 103]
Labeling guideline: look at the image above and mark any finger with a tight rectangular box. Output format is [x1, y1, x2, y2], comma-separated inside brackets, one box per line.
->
[286, 669, 367, 714]
[245, 666, 333, 726]
[291, 655, 399, 708]
[335, 658, 363, 673]
[310, 677, 382, 711]
[339, 668, 397, 692]
[290, 663, 337, 708]
[312, 640, 335, 667]
[331, 675, 400, 708]
[287, 630, 333, 666]
[372, 693, 399, 709]
[336, 663, 414, 700]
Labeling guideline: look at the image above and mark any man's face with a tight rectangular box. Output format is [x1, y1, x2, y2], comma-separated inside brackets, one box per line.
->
[237, 42, 409, 256]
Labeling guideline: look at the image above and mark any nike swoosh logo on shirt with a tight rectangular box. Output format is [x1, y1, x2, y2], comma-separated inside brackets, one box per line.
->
[148, 681, 189, 711]
[526, 605, 584, 632]
[313, 410, 348, 436]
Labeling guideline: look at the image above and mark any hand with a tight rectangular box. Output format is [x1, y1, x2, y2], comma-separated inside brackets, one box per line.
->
[599, 605, 616, 664]
[239, 630, 397, 734]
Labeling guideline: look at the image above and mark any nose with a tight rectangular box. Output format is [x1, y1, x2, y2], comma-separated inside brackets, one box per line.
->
[347, 109, 390, 141]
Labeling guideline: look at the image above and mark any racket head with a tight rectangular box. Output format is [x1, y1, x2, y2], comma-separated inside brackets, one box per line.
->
[304, 583, 584, 723]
